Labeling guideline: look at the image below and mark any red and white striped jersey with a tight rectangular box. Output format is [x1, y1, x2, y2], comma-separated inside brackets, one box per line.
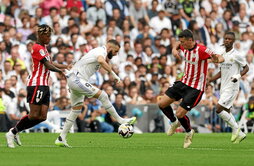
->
[180, 43, 213, 91]
[27, 44, 51, 86]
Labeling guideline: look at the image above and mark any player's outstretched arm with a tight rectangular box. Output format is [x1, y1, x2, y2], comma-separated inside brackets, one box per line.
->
[44, 61, 64, 73]
[208, 71, 221, 83]
[52, 62, 72, 70]
[97, 56, 120, 83]
[210, 54, 224, 63]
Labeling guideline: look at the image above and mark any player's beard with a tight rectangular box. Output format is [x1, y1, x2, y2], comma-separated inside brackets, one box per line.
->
[107, 51, 113, 59]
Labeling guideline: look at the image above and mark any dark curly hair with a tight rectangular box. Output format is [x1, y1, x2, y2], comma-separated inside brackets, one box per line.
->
[37, 24, 53, 35]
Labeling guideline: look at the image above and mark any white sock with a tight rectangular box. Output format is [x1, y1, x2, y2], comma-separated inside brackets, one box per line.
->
[60, 109, 81, 139]
[105, 105, 125, 124]
[98, 91, 125, 124]
[229, 112, 239, 132]
[218, 111, 238, 132]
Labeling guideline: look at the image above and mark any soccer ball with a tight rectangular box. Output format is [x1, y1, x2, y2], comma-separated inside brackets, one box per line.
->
[118, 123, 134, 138]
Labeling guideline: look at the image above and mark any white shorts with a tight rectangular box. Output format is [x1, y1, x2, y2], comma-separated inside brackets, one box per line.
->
[218, 89, 238, 109]
[66, 72, 99, 107]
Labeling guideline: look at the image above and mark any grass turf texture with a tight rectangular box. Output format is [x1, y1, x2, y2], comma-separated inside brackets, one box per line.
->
[0, 133, 253, 166]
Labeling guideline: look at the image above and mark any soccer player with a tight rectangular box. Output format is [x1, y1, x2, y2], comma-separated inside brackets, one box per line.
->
[5, 24, 70, 148]
[157, 29, 224, 148]
[55, 39, 136, 147]
[208, 31, 249, 143]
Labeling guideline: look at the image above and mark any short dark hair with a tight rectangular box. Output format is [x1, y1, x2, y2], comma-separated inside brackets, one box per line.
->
[178, 29, 194, 40]
[225, 31, 235, 38]
[107, 39, 120, 48]
[49, 7, 58, 12]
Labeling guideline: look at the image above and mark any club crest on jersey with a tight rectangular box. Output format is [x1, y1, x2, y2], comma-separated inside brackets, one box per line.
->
[230, 58, 234, 62]
[39, 49, 46, 56]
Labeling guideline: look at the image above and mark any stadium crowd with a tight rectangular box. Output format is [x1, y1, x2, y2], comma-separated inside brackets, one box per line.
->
[0, 0, 254, 133]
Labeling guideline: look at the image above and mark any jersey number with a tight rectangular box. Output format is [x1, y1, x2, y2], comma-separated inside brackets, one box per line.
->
[85, 83, 92, 88]
[36, 90, 43, 101]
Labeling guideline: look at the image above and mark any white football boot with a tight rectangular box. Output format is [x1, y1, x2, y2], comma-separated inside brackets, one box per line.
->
[167, 119, 180, 136]
[5, 130, 15, 148]
[183, 129, 195, 148]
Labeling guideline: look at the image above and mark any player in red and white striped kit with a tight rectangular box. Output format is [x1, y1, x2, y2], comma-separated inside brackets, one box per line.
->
[157, 29, 224, 148]
[6, 24, 70, 148]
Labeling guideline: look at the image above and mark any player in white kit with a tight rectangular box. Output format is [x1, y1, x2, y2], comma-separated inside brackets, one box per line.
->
[55, 40, 136, 147]
[208, 32, 249, 143]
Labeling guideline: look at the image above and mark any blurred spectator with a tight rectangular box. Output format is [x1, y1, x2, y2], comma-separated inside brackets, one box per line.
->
[239, 0, 254, 16]
[141, 88, 156, 104]
[227, 0, 239, 16]
[39, 0, 64, 16]
[17, 69, 28, 91]
[200, 84, 218, 111]
[87, 0, 106, 25]
[220, 9, 233, 31]
[21, 0, 42, 16]
[147, 72, 160, 95]
[207, 35, 221, 52]
[105, 0, 129, 21]
[149, 10, 171, 34]
[179, 0, 195, 22]
[53, 96, 70, 111]
[66, 0, 83, 13]
[125, 86, 144, 104]
[200, 17, 212, 46]
[129, 0, 149, 28]
[6, 46, 26, 70]
[2, 60, 13, 80]
[0, 87, 8, 131]
[17, 17, 32, 42]
[232, 7, 249, 33]
[147, 0, 158, 19]
[246, 96, 254, 130]
[246, 51, 254, 83]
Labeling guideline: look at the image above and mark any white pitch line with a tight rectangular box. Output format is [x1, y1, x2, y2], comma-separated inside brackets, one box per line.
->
[1, 145, 254, 152]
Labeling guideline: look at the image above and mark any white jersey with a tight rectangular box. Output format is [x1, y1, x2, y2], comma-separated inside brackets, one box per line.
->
[72, 46, 107, 81]
[217, 47, 247, 91]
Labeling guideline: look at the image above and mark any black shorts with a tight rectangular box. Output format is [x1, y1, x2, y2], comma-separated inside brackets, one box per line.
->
[27, 86, 50, 106]
[165, 81, 203, 111]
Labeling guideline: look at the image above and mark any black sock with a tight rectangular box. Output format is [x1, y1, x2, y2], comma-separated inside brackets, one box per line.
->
[178, 115, 191, 132]
[12, 115, 43, 134]
[159, 105, 176, 122]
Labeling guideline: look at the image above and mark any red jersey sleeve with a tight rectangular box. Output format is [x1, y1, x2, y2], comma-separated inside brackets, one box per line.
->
[198, 45, 214, 60]
[32, 44, 47, 61]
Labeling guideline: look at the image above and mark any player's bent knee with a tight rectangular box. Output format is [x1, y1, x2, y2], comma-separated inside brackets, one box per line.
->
[157, 101, 166, 109]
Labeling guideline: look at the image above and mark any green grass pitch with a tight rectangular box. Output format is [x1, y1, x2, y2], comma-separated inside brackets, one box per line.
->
[0, 133, 253, 166]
